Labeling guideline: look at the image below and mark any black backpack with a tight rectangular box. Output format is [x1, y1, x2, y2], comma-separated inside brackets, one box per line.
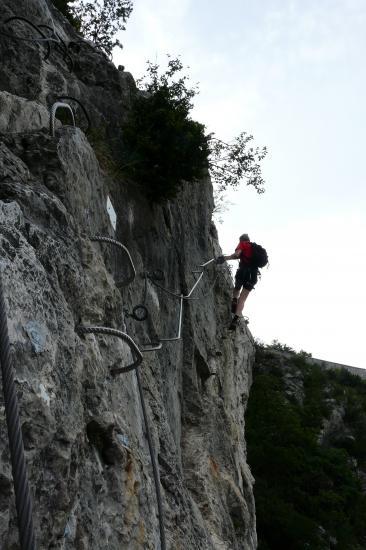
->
[250, 242, 268, 268]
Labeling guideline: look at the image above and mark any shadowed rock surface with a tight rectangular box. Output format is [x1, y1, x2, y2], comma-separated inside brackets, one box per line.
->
[0, 1, 257, 548]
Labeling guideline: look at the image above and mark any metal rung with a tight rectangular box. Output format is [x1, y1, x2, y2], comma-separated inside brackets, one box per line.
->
[91, 235, 136, 287]
[50, 101, 76, 137]
[184, 271, 204, 299]
[76, 325, 143, 375]
[158, 295, 184, 342]
[141, 342, 163, 352]
[199, 257, 216, 268]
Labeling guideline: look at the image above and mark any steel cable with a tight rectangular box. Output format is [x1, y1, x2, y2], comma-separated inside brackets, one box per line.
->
[76, 324, 165, 545]
[76, 325, 142, 375]
[91, 236, 136, 287]
[1, 18, 74, 69]
[135, 368, 166, 550]
[147, 265, 221, 301]
[0, 272, 36, 550]
[184, 273, 220, 301]
[37, 24, 68, 53]
[38, 26, 74, 70]
[146, 274, 183, 299]
[0, 29, 56, 44]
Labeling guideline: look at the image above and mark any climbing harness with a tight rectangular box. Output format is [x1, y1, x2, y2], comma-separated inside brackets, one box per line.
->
[49, 101, 76, 137]
[0, 272, 36, 550]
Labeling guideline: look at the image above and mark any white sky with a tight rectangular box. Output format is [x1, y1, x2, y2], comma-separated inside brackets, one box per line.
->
[114, 0, 366, 368]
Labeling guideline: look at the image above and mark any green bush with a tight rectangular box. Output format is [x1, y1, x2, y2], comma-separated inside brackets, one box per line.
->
[121, 57, 267, 204]
[122, 86, 209, 202]
[247, 349, 366, 549]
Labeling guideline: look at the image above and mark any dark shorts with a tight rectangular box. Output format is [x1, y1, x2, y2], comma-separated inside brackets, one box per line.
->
[234, 266, 258, 291]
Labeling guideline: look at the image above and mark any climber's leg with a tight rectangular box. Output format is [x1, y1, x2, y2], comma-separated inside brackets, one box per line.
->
[231, 288, 240, 313]
[235, 288, 250, 316]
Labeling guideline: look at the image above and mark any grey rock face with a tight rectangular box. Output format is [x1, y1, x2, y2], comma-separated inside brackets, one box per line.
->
[0, 1, 257, 548]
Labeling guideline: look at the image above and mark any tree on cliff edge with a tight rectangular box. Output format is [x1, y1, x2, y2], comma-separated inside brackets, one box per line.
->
[51, 0, 79, 28]
[122, 57, 267, 202]
[52, 0, 133, 56]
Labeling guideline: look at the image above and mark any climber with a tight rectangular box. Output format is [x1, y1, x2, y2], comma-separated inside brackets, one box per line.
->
[216, 233, 260, 331]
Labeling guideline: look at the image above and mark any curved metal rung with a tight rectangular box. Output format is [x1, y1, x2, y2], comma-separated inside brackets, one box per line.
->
[91, 235, 136, 287]
[57, 96, 91, 132]
[76, 325, 143, 375]
[37, 24, 67, 52]
[49, 101, 76, 137]
[38, 25, 74, 70]
[2, 16, 52, 60]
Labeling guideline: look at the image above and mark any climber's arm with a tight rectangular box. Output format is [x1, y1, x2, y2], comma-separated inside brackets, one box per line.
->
[216, 249, 241, 264]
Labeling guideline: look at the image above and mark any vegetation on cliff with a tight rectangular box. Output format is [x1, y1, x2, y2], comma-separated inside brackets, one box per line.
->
[122, 58, 267, 202]
[51, 0, 133, 56]
[51, 1, 267, 204]
[246, 345, 366, 549]
[50, 1, 267, 207]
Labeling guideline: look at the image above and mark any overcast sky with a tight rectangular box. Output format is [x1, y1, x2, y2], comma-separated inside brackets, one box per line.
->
[114, 0, 366, 368]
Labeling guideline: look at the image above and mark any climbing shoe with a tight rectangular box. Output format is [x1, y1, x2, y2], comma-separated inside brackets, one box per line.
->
[231, 298, 238, 314]
[229, 315, 240, 331]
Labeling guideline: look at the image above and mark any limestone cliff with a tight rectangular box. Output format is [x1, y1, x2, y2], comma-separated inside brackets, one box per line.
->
[0, 2, 256, 548]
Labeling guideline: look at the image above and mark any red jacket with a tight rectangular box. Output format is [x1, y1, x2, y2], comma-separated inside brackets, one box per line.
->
[235, 241, 253, 265]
